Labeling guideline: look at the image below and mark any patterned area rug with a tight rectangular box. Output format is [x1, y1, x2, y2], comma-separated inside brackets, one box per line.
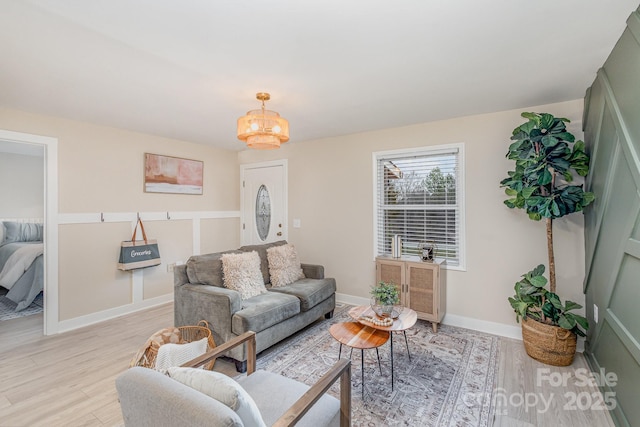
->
[0, 291, 43, 321]
[256, 303, 499, 426]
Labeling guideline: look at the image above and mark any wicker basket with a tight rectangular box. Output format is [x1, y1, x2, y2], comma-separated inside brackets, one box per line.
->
[132, 320, 216, 370]
[521, 317, 577, 366]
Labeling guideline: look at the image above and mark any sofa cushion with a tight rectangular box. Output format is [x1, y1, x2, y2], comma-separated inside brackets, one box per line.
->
[222, 251, 268, 300]
[267, 243, 305, 287]
[268, 278, 337, 312]
[167, 367, 266, 427]
[239, 240, 287, 284]
[186, 250, 242, 287]
[237, 370, 340, 427]
[232, 292, 300, 335]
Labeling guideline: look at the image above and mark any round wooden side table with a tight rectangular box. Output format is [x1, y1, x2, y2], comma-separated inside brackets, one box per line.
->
[348, 305, 418, 390]
[329, 322, 389, 397]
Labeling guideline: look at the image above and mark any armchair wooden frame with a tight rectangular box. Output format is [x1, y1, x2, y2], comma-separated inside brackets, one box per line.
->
[182, 331, 352, 427]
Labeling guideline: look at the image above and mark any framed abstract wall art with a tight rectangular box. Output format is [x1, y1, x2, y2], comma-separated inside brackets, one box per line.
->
[144, 153, 203, 195]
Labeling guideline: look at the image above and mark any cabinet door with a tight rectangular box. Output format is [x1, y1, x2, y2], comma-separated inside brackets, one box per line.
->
[375, 259, 405, 304]
[406, 262, 438, 320]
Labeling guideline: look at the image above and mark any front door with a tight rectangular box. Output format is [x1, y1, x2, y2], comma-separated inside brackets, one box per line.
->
[240, 161, 287, 245]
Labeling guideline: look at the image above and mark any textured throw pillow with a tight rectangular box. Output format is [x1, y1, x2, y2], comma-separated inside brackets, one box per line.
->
[221, 251, 267, 299]
[167, 367, 266, 427]
[267, 244, 305, 287]
[154, 337, 208, 373]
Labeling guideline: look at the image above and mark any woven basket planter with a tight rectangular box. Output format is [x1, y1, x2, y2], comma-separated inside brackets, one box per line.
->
[131, 320, 216, 370]
[521, 317, 577, 366]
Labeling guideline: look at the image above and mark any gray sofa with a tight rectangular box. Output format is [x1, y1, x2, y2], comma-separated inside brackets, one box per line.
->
[174, 241, 336, 372]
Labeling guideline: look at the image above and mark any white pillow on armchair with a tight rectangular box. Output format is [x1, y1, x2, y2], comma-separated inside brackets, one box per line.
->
[167, 367, 266, 427]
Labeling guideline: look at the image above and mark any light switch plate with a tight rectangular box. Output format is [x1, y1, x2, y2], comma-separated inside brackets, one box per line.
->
[293, 219, 301, 228]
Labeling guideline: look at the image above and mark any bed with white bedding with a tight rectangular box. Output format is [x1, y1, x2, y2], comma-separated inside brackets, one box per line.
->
[0, 221, 44, 311]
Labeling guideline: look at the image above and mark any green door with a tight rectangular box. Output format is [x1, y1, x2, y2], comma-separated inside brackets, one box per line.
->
[583, 8, 640, 426]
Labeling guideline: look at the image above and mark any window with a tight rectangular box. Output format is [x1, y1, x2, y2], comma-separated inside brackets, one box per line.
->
[374, 143, 465, 269]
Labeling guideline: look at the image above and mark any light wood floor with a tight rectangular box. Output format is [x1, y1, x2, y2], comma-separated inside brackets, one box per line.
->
[0, 303, 615, 426]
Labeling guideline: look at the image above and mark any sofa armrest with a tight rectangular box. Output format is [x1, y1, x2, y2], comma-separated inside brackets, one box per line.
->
[173, 264, 190, 288]
[301, 263, 324, 279]
[174, 284, 243, 348]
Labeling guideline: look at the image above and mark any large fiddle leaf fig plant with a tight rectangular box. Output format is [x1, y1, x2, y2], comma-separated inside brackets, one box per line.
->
[500, 112, 594, 332]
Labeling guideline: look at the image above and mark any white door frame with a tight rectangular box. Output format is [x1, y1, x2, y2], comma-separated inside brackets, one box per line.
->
[240, 159, 288, 246]
[0, 129, 59, 335]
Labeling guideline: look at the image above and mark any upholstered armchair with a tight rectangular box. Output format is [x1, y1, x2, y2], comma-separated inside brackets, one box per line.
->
[116, 331, 351, 427]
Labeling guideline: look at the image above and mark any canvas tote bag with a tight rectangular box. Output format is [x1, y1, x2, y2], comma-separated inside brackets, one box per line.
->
[118, 218, 161, 270]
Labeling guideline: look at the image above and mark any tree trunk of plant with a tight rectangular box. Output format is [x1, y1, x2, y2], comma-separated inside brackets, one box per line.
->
[546, 217, 556, 294]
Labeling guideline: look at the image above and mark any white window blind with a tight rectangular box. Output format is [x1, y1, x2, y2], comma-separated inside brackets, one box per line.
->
[374, 144, 465, 268]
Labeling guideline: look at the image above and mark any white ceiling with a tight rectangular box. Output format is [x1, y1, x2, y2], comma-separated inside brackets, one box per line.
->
[1, 1, 637, 151]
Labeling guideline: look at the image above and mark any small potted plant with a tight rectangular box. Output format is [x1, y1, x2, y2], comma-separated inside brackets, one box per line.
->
[500, 112, 594, 366]
[370, 281, 400, 318]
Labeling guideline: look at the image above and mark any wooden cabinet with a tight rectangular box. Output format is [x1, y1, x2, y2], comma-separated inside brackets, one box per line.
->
[375, 256, 446, 332]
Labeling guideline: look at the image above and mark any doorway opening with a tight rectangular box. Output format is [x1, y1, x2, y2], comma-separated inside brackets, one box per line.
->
[0, 129, 59, 335]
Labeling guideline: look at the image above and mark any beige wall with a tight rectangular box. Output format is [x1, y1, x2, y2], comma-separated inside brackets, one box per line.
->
[0, 108, 240, 321]
[239, 99, 587, 327]
[0, 152, 44, 218]
[0, 99, 587, 329]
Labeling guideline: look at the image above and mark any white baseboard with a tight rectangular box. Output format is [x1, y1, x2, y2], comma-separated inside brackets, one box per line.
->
[336, 292, 521, 340]
[57, 293, 173, 333]
[442, 313, 522, 340]
[336, 293, 370, 307]
[56, 291, 585, 353]
[336, 292, 586, 352]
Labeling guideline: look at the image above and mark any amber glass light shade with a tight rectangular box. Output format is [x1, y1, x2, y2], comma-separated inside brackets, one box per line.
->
[237, 93, 289, 150]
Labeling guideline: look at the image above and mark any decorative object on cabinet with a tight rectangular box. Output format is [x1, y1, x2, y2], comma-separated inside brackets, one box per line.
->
[375, 256, 445, 332]
[391, 234, 402, 258]
[418, 240, 436, 261]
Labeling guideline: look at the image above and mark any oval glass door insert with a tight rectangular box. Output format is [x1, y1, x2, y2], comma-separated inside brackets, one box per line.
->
[255, 184, 271, 241]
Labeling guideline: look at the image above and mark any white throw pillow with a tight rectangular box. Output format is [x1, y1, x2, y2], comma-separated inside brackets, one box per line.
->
[167, 367, 266, 427]
[221, 251, 267, 299]
[267, 244, 305, 287]
[154, 337, 208, 373]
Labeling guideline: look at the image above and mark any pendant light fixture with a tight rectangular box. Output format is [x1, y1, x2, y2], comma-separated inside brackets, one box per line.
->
[237, 92, 289, 149]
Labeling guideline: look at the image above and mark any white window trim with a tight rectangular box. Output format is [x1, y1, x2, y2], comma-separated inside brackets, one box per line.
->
[372, 143, 466, 271]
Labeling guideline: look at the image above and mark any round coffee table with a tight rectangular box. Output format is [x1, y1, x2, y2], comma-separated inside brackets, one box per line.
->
[348, 305, 417, 389]
[329, 322, 389, 397]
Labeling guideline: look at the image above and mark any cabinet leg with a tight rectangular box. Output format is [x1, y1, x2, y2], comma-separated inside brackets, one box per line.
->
[432, 322, 438, 333]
